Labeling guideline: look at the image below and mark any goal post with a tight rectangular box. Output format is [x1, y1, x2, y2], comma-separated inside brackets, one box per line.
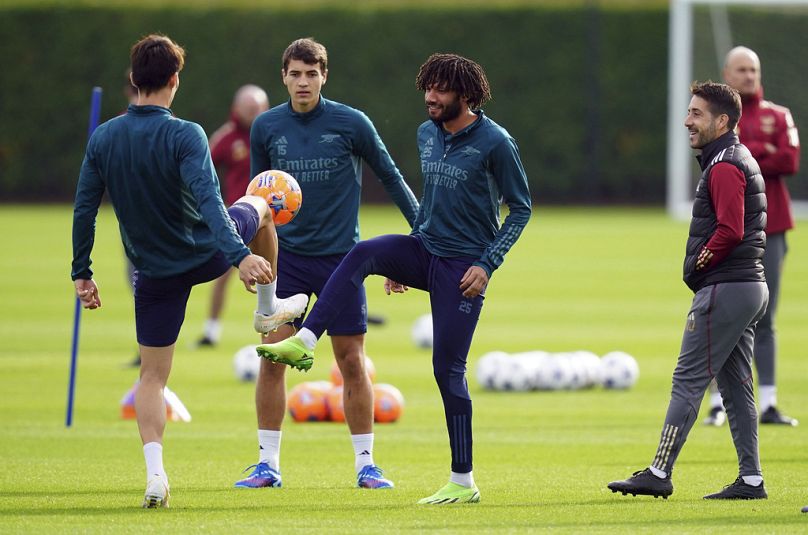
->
[667, 0, 808, 220]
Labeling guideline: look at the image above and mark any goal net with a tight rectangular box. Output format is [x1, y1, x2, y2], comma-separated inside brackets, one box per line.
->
[667, 0, 808, 219]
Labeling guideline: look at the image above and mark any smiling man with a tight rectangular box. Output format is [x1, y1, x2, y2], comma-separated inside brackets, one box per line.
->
[608, 81, 769, 501]
[235, 38, 419, 491]
[254, 52, 532, 504]
[704, 46, 801, 427]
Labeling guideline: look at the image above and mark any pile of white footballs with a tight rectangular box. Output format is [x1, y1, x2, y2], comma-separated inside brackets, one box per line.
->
[410, 313, 639, 391]
[476, 350, 639, 391]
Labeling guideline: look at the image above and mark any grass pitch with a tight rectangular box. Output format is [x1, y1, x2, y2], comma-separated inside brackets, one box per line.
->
[1, 205, 807, 533]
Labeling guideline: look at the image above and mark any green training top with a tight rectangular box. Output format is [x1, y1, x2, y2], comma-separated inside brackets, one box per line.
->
[72, 105, 251, 280]
[413, 111, 532, 277]
[250, 97, 419, 256]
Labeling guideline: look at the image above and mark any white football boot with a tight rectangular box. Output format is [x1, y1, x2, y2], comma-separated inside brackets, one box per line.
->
[254, 293, 309, 335]
[142, 475, 170, 509]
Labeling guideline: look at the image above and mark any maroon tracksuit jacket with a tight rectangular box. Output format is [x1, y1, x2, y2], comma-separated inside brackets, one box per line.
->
[738, 89, 800, 234]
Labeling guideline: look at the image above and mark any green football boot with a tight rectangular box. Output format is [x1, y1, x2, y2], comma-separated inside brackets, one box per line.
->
[255, 336, 314, 372]
[417, 482, 480, 505]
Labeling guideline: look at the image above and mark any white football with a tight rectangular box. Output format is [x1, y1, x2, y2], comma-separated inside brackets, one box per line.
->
[534, 353, 572, 390]
[475, 351, 507, 390]
[492, 355, 532, 391]
[233, 344, 262, 382]
[511, 351, 546, 390]
[411, 313, 433, 349]
[560, 352, 589, 390]
[600, 351, 640, 389]
[571, 350, 603, 388]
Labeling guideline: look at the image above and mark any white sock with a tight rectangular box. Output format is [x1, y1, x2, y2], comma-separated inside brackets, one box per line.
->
[203, 318, 222, 342]
[352, 433, 374, 473]
[257, 281, 278, 315]
[759, 385, 777, 412]
[143, 442, 166, 482]
[742, 475, 763, 487]
[710, 391, 724, 410]
[450, 471, 475, 488]
[258, 429, 281, 471]
[297, 328, 318, 350]
[649, 466, 667, 479]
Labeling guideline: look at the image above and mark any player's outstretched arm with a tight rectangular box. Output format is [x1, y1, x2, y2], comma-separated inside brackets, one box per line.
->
[74, 279, 102, 309]
[237, 254, 273, 293]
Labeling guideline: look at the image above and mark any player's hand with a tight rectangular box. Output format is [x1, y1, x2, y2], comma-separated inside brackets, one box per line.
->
[75, 279, 102, 309]
[459, 266, 488, 298]
[238, 254, 273, 293]
[695, 246, 714, 271]
[384, 278, 408, 295]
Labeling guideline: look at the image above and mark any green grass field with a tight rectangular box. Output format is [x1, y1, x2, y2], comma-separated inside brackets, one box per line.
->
[1, 205, 807, 533]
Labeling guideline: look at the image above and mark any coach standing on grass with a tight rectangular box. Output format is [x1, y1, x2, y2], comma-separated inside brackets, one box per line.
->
[704, 46, 800, 427]
[608, 81, 769, 500]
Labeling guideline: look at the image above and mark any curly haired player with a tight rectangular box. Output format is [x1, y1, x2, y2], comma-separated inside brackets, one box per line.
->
[255, 52, 532, 504]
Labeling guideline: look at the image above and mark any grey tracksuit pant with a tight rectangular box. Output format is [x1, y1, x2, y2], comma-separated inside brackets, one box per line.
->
[755, 232, 786, 386]
[652, 282, 769, 477]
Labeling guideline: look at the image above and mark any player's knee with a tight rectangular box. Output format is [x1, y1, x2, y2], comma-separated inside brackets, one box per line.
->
[139, 369, 168, 390]
[236, 195, 270, 221]
[433, 368, 470, 400]
[259, 358, 287, 380]
[336, 352, 365, 381]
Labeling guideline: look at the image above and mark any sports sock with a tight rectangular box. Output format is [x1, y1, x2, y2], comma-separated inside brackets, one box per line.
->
[352, 433, 374, 473]
[450, 471, 475, 488]
[258, 429, 281, 471]
[649, 466, 667, 479]
[759, 385, 777, 412]
[709, 391, 724, 410]
[257, 281, 278, 315]
[203, 318, 221, 342]
[297, 328, 318, 350]
[143, 442, 166, 481]
[742, 475, 763, 487]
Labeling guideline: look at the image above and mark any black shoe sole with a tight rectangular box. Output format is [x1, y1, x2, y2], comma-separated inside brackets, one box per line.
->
[609, 487, 670, 499]
[704, 495, 767, 500]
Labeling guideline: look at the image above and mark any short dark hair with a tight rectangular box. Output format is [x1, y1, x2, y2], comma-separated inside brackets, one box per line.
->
[690, 80, 741, 131]
[130, 34, 185, 95]
[282, 38, 328, 73]
[415, 53, 492, 110]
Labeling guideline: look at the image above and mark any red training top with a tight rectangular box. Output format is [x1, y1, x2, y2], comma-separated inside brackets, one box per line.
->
[737, 88, 800, 234]
[706, 162, 746, 266]
[209, 112, 252, 206]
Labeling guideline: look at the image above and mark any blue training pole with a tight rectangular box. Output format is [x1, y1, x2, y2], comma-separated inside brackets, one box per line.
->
[66, 86, 103, 428]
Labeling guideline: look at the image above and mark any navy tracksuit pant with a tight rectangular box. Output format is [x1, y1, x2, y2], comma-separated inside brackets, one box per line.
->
[303, 234, 484, 473]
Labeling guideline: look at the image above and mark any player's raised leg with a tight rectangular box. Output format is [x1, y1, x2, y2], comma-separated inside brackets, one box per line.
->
[236, 195, 308, 333]
[256, 235, 426, 370]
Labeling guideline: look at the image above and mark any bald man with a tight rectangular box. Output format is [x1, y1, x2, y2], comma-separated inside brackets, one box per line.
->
[197, 85, 270, 347]
[704, 46, 800, 427]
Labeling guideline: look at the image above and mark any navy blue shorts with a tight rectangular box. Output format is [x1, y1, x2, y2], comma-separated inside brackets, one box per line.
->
[276, 248, 367, 336]
[134, 203, 259, 347]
